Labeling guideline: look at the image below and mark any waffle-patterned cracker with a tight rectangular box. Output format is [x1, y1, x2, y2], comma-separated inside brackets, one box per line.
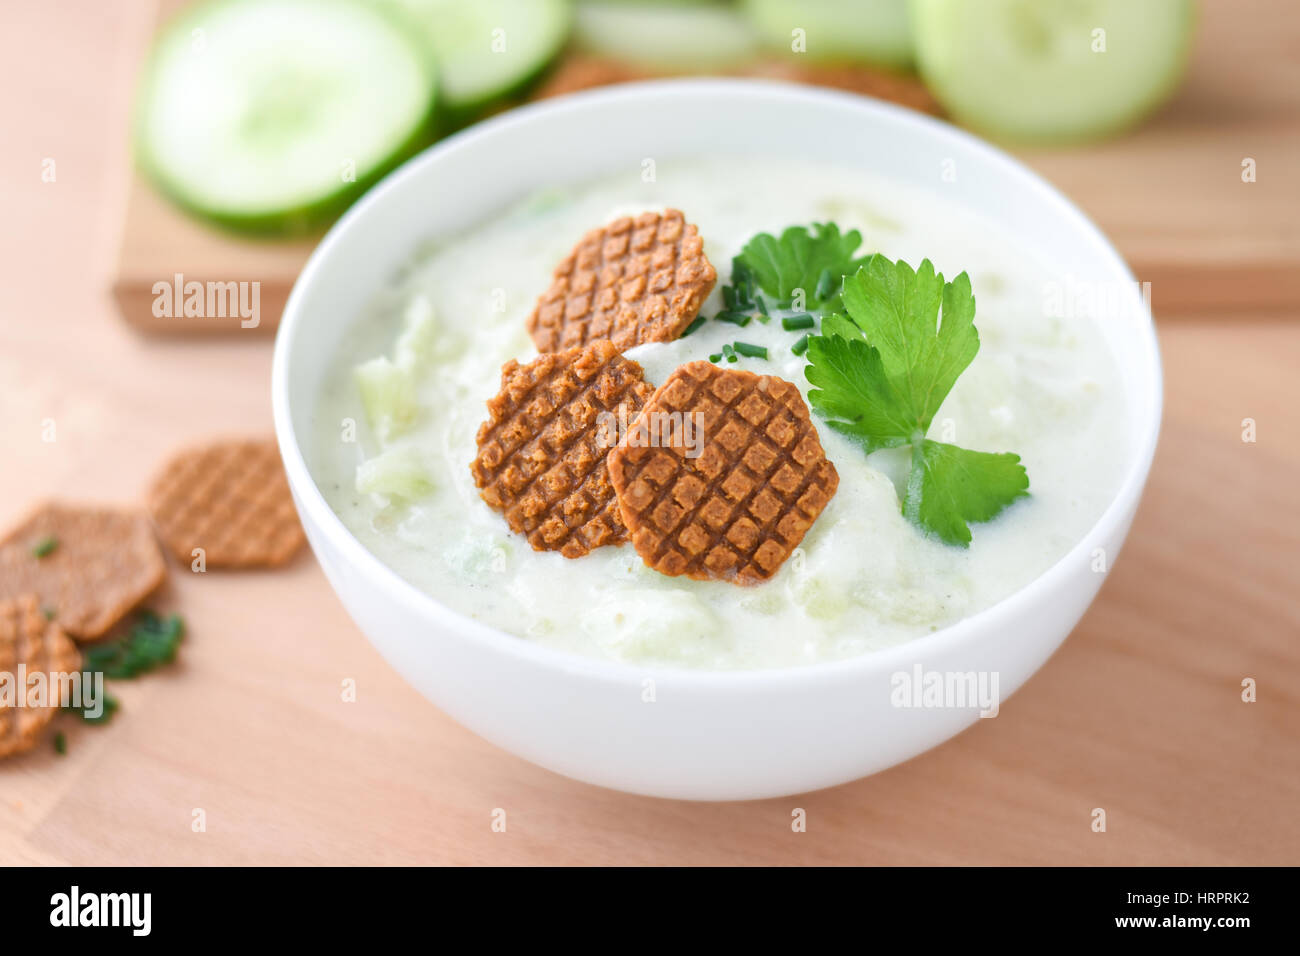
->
[608, 362, 839, 585]
[471, 341, 654, 558]
[0, 503, 166, 639]
[0, 594, 81, 758]
[526, 209, 716, 353]
[147, 438, 304, 568]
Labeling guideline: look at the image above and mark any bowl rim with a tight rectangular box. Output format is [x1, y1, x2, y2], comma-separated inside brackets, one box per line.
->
[272, 77, 1163, 688]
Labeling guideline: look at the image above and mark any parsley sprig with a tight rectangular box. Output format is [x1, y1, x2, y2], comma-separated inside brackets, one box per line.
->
[703, 222, 1029, 545]
[720, 222, 870, 318]
[805, 255, 1029, 546]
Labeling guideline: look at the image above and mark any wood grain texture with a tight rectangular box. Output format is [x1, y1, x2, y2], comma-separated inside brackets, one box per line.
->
[2, 0, 1297, 865]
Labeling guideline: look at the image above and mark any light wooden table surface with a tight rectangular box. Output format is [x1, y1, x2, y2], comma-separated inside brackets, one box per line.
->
[2, 1, 1296, 865]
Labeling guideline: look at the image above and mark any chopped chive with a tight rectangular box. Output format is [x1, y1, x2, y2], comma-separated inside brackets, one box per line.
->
[722, 343, 737, 363]
[722, 285, 737, 310]
[729, 259, 757, 310]
[733, 341, 768, 359]
[41, 606, 55, 621]
[791, 334, 811, 357]
[681, 315, 706, 338]
[53, 731, 67, 755]
[716, 310, 752, 327]
[754, 295, 770, 321]
[708, 353, 723, 363]
[781, 314, 815, 331]
[31, 535, 58, 558]
[814, 267, 836, 302]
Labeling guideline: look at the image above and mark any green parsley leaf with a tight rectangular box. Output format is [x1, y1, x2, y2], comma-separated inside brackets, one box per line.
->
[839, 256, 979, 434]
[804, 254, 1029, 546]
[805, 333, 914, 452]
[818, 313, 866, 342]
[905, 441, 1029, 547]
[728, 223, 870, 312]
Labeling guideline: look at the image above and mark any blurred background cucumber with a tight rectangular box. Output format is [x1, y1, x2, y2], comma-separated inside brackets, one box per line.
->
[135, 0, 1198, 235]
[381, 0, 573, 129]
[910, 0, 1196, 143]
[744, 0, 915, 68]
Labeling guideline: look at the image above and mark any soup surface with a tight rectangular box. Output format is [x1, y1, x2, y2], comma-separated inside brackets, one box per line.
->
[311, 157, 1127, 669]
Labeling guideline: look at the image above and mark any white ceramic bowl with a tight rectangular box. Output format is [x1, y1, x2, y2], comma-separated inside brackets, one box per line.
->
[272, 80, 1161, 800]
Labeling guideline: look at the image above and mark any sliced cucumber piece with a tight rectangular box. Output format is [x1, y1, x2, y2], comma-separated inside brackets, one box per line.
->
[393, 296, 439, 369]
[135, 0, 437, 234]
[356, 447, 434, 500]
[355, 356, 418, 441]
[743, 0, 914, 68]
[574, 1, 760, 70]
[911, 0, 1195, 143]
[383, 0, 572, 126]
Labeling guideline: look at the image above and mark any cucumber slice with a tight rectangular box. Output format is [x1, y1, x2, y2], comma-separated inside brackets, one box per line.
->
[383, 0, 572, 126]
[135, 0, 437, 234]
[392, 297, 439, 369]
[910, 0, 1195, 143]
[355, 357, 418, 441]
[743, 0, 914, 68]
[356, 447, 434, 500]
[574, 1, 760, 70]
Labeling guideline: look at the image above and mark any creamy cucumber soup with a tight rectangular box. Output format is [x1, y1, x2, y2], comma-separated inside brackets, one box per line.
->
[311, 156, 1125, 670]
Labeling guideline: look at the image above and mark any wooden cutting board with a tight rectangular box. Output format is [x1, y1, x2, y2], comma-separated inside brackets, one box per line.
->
[111, 0, 1300, 333]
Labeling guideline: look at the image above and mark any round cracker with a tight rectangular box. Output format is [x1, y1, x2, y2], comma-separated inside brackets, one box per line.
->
[608, 362, 839, 585]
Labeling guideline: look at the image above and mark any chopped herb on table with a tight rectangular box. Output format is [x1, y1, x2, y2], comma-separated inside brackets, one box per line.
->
[31, 535, 58, 558]
[65, 611, 184, 724]
[82, 610, 184, 679]
[804, 255, 1029, 546]
[70, 692, 119, 725]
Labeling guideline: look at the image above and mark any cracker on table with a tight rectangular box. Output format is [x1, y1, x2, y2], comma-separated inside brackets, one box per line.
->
[608, 362, 839, 585]
[471, 341, 654, 558]
[147, 438, 304, 568]
[0, 503, 166, 639]
[526, 209, 716, 353]
[0, 594, 81, 758]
